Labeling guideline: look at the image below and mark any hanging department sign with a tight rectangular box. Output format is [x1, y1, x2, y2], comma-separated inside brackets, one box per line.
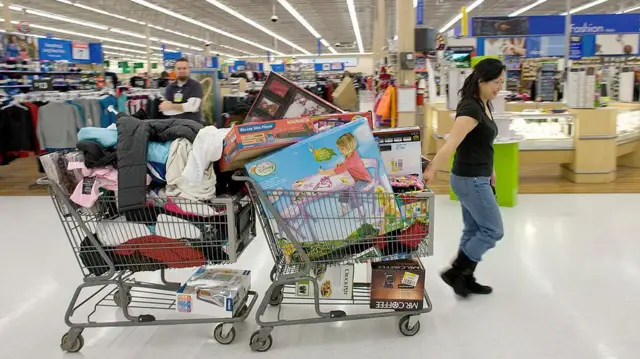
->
[72, 41, 90, 61]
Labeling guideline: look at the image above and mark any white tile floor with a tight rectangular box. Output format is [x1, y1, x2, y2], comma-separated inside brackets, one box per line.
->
[1, 194, 639, 359]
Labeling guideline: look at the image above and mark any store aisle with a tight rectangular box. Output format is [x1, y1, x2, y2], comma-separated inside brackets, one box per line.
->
[0, 194, 639, 359]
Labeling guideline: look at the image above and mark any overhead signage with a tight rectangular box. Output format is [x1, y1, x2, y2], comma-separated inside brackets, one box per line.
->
[570, 36, 582, 60]
[472, 14, 640, 37]
[38, 38, 72, 61]
[270, 64, 285, 73]
[32, 78, 53, 92]
[72, 41, 90, 61]
[416, 0, 424, 25]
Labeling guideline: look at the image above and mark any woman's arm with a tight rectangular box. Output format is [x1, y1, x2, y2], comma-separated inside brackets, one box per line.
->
[424, 116, 479, 182]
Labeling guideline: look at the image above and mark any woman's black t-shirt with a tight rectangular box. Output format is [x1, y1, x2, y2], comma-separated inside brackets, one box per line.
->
[451, 98, 498, 177]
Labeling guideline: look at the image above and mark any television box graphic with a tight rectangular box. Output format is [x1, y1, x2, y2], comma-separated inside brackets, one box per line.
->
[370, 259, 425, 310]
[373, 126, 423, 180]
[244, 72, 343, 123]
[221, 112, 374, 172]
[245, 118, 404, 261]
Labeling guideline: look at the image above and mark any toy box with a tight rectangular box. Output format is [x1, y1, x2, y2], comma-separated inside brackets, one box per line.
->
[373, 127, 423, 180]
[370, 259, 425, 310]
[176, 266, 251, 318]
[220, 112, 374, 172]
[295, 264, 354, 300]
[246, 119, 404, 259]
[244, 72, 343, 123]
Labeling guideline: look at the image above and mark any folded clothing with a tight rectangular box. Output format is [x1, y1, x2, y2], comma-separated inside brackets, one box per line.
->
[114, 235, 205, 268]
[166, 138, 216, 201]
[68, 162, 118, 208]
[77, 127, 172, 164]
[77, 140, 117, 168]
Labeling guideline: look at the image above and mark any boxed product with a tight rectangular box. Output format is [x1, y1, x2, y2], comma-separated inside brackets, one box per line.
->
[220, 112, 373, 172]
[244, 72, 343, 123]
[246, 118, 404, 261]
[370, 259, 425, 310]
[295, 264, 354, 300]
[373, 126, 423, 180]
[176, 266, 251, 318]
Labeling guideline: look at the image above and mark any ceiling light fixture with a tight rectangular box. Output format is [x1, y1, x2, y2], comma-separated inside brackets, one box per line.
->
[102, 45, 148, 54]
[346, 0, 364, 53]
[238, 51, 372, 59]
[129, 0, 283, 55]
[108, 28, 146, 39]
[24, 9, 109, 30]
[205, 0, 310, 54]
[509, 0, 547, 17]
[277, 0, 338, 54]
[440, 0, 484, 33]
[56, 0, 254, 56]
[617, 4, 640, 13]
[561, 0, 608, 15]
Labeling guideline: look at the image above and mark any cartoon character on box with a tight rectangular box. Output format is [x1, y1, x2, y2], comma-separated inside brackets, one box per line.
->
[318, 133, 373, 216]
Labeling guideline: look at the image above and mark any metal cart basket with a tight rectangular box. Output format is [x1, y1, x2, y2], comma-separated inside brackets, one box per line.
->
[234, 175, 434, 352]
[39, 177, 259, 352]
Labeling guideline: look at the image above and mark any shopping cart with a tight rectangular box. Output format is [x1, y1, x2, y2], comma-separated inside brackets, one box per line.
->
[233, 174, 435, 352]
[38, 176, 259, 352]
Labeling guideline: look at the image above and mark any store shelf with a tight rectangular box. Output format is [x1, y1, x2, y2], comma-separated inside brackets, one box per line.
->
[0, 70, 97, 75]
[520, 139, 574, 151]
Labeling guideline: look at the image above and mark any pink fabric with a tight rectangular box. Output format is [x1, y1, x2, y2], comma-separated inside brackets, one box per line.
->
[334, 151, 372, 182]
[67, 162, 149, 208]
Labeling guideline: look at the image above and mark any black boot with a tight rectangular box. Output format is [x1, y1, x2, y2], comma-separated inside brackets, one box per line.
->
[440, 251, 475, 298]
[459, 251, 493, 295]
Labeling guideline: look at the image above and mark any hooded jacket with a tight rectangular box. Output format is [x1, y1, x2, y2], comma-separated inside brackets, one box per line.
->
[116, 113, 202, 212]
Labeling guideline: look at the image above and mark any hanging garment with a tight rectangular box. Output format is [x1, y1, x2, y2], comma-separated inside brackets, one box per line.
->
[116, 114, 203, 212]
[99, 96, 118, 127]
[0, 105, 37, 161]
[165, 138, 216, 201]
[73, 98, 102, 127]
[37, 102, 84, 150]
[182, 126, 230, 186]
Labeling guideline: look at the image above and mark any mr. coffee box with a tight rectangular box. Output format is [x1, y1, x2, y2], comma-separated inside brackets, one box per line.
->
[370, 259, 425, 311]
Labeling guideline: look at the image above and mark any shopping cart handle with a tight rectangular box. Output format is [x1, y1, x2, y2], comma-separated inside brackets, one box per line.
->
[36, 177, 50, 186]
[231, 171, 250, 182]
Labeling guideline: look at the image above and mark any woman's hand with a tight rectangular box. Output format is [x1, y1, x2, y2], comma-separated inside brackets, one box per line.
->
[423, 165, 437, 185]
[491, 169, 497, 187]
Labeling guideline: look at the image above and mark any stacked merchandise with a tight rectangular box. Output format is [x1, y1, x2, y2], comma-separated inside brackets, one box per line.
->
[39, 110, 254, 277]
[177, 266, 251, 317]
[535, 62, 557, 102]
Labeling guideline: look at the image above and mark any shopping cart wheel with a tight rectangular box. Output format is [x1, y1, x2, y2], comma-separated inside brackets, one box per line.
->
[113, 289, 132, 308]
[398, 315, 421, 337]
[268, 287, 284, 306]
[60, 332, 84, 353]
[213, 324, 236, 345]
[249, 330, 273, 352]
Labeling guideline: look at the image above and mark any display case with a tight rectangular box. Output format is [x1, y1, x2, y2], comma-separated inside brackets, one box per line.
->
[509, 112, 575, 150]
[616, 110, 640, 145]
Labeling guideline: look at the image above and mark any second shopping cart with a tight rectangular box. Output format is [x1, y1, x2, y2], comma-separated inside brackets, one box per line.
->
[235, 174, 435, 352]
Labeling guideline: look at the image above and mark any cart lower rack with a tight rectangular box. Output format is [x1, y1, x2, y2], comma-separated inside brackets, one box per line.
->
[235, 175, 435, 352]
[39, 177, 259, 352]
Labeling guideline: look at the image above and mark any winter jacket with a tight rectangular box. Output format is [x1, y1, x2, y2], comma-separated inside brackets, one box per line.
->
[116, 113, 203, 212]
[165, 138, 216, 201]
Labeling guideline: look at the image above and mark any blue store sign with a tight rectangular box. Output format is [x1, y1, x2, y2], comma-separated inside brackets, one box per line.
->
[570, 36, 583, 60]
[38, 38, 72, 61]
[472, 14, 640, 37]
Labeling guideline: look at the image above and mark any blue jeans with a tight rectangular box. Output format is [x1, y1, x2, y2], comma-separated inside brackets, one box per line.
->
[450, 174, 504, 262]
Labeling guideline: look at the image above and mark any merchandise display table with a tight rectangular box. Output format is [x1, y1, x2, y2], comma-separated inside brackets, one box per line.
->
[430, 106, 640, 184]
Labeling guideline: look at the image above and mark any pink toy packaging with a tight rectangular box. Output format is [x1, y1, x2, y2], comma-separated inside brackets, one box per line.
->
[245, 118, 404, 246]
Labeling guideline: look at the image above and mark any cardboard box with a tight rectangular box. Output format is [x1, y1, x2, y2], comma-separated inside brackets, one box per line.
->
[370, 259, 425, 311]
[176, 267, 251, 318]
[295, 264, 354, 300]
[245, 72, 342, 123]
[220, 112, 374, 172]
[332, 76, 358, 111]
[246, 119, 403, 258]
[373, 126, 423, 180]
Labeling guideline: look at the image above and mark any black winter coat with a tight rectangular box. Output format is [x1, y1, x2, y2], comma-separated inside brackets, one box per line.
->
[116, 113, 203, 212]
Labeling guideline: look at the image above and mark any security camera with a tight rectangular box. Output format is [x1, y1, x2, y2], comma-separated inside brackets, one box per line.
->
[271, 15, 279, 23]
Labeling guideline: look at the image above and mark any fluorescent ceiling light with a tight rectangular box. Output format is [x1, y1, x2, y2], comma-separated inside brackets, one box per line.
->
[278, 0, 338, 54]
[206, 0, 310, 54]
[102, 45, 147, 54]
[440, 0, 484, 33]
[509, 0, 547, 17]
[24, 9, 109, 31]
[561, 0, 607, 15]
[54, 0, 254, 56]
[130, 0, 282, 55]
[239, 52, 372, 59]
[618, 4, 640, 13]
[346, 0, 364, 53]
[109, 28, 146, 39]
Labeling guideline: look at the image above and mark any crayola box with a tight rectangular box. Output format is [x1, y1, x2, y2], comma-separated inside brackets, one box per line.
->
[245, 118, 404, 260]
[220, 112, 374, 172]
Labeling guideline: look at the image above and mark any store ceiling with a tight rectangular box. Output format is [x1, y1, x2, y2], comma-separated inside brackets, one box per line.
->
[4, 0, 640, 62]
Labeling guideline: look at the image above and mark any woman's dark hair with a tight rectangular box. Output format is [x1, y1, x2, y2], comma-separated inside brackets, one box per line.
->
[458, 58, 506, 110]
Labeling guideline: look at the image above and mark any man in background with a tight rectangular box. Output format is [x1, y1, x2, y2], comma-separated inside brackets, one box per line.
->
[160, 58, 203, 122]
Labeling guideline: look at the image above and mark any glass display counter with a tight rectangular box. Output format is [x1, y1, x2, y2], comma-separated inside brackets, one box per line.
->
[616, 110, 640, 145]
